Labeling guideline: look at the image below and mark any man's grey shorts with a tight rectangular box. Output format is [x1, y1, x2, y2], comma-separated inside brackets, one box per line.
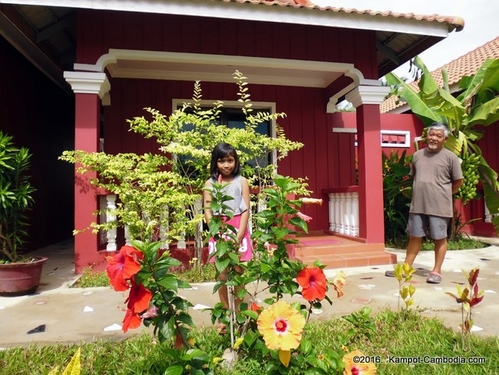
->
[406, 213, 451, 240]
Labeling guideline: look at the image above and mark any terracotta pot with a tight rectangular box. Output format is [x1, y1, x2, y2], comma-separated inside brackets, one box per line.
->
[0, 257, 48, 296]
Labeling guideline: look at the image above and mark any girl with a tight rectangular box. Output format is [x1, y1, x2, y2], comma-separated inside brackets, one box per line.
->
[203, 143, 252, 310]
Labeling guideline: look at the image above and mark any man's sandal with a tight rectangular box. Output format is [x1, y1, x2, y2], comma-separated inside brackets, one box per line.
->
[426, 272, 442, 284]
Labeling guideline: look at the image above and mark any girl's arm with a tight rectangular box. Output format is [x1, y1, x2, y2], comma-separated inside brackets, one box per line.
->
[203, 180, 213, 225]
[237, 177, 251, 243]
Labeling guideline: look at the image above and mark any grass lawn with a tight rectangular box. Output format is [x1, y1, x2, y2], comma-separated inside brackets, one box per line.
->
[0, 309, 497, 374]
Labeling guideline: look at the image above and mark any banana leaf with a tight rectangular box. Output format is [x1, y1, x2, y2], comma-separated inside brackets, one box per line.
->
[466, 97, 499, 127]
[458, 59, 499, 104]
[384, 73, 441, 126]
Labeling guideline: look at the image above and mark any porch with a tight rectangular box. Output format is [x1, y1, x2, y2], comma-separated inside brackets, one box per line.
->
[97, 188, 397, 271]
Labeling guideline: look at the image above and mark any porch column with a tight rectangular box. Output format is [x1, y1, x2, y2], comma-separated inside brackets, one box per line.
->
[64, 72, 110, 273]
[346, 85, 389, 243]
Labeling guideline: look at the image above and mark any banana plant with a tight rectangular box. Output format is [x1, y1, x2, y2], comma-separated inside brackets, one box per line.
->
[385, 56, 499, 232]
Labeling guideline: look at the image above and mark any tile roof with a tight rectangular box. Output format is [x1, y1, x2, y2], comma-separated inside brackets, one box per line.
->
[381, 36, 499, 113]
[218, 0, 465, 31]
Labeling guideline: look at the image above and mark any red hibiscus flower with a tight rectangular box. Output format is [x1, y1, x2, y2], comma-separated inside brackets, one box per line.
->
[126, 279, 152, 314]
[121, 279, 152, 333]
[106, 245, 143, 291]
[297, 267, 328, 301]
[122, 307, 142, 333]
[250, 301, 263, 313]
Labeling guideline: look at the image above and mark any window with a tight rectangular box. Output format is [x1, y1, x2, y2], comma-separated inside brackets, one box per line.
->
[380, 130, 410, 148]
[172, 99, 277, 168]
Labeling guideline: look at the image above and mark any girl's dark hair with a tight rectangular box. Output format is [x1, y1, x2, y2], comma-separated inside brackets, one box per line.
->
[210, 143, 241, 179]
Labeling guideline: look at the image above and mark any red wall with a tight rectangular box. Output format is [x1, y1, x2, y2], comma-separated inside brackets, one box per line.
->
[466, 124, 499, 236]
[76, 10, 379, 79]
[0, 35, 74, 252]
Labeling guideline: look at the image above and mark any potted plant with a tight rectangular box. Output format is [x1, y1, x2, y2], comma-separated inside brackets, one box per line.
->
[0, 130, 45, 296]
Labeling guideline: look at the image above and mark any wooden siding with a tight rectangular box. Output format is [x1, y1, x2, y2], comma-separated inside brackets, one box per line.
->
[0, 35, 74, 251]
[76, 10, 378, 79]
[104, 78, 357, 232]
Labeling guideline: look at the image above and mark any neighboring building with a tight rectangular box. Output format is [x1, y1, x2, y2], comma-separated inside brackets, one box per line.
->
[0, 0, 465, 272]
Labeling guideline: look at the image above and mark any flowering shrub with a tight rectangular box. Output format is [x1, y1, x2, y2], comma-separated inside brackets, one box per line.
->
[105, 175, 378, 374]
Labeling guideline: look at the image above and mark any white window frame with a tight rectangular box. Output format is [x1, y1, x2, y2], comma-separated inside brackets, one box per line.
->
[380, 130, 410, 148]
[332, 128, 411, 148]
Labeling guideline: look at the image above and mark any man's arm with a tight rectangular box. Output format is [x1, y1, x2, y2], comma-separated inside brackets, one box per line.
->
[452, 178, 464, 195]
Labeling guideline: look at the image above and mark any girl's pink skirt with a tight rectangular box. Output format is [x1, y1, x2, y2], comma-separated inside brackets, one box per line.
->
[208, 214, 253, 263]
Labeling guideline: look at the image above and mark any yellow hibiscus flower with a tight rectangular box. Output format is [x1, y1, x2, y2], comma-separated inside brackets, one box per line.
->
[257, 300, 306, 351]
[343, 349, 377, 374]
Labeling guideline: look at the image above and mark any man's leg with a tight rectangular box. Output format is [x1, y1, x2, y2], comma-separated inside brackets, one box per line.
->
[404, 236, 423, 267]
[385, 236, 422, 277]
[426, 216, 450, 283]
[431, 237, 447, 275]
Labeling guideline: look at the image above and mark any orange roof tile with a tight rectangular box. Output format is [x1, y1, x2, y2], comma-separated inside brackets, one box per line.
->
[217, 0, 464, 31]
[381, 36, 499, 113]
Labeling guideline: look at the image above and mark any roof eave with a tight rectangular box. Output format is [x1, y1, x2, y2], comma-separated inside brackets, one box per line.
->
[0, 0, 461, 37]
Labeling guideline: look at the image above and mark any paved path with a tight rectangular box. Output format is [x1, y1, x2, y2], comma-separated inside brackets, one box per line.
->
[1, 239, 498, 348]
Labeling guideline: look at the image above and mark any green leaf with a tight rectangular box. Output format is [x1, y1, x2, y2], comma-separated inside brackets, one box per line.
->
[288, 216, 308, 233]
[467, 97, 499, 127]
[156, 275, 179, 291]
[164, 365, 184, 375]
[182, 348, 208, 360]
[215, 257, 230, 272]
[385, 72, 440, 126]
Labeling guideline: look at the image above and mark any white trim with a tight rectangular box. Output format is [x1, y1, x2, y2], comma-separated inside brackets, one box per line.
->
[63, 71, 110, 98]
[346, 85, 390, 107]
[332, 128, 357, 134]
[0, 0, 454, 37]
[74, 49, 363, 89]
[380, 130, 410, 148]
[332, 128, 411, 148]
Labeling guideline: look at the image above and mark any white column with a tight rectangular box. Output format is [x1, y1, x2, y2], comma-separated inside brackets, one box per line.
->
[345, 193, 353, 236]
[352, 192, 359, 237]
[333, 194, 341, 232]
[159, 205, 169, 250]
[124, 226, 132, 246]
[328, 193, 335, 231]
[105, 194, 117, 251]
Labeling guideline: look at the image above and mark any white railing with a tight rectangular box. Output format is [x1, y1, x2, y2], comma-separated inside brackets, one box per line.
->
[323, 187, 359, 237]
[99, 194, 178, 251]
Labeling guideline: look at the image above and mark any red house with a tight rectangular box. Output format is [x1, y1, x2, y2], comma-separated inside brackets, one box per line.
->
[0, 1, 465, 273]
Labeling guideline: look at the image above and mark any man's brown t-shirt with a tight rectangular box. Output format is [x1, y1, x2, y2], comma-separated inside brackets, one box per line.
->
[409, 148, 463, 218]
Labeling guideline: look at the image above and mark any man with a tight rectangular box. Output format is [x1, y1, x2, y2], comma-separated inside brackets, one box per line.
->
[385, 122, 463, 284]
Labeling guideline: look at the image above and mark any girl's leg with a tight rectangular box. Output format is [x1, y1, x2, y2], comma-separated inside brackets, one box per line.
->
[217, 270, 229, 309]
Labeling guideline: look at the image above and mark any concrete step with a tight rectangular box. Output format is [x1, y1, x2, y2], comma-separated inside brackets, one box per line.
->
[297, 251, 397, 270]
[294, 232, 397, 270]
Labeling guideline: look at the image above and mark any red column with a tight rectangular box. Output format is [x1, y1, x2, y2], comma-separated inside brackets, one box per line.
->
[346, 85, 389, 243]
[73, 94, 104, 272]
[356, 104, 384, 242]
[64, 71, 110, 273]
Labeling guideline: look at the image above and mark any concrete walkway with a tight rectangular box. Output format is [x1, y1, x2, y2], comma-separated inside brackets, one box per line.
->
[1, 238, 499, 349]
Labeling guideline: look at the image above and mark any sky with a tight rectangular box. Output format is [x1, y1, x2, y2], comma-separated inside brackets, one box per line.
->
[312, 0, 499, 79]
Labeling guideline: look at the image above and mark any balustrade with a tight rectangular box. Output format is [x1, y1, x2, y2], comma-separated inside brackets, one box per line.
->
[323, 186, 359, 237]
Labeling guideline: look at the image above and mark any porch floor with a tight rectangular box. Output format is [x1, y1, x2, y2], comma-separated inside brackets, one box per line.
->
[294, 232, 397, 269]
